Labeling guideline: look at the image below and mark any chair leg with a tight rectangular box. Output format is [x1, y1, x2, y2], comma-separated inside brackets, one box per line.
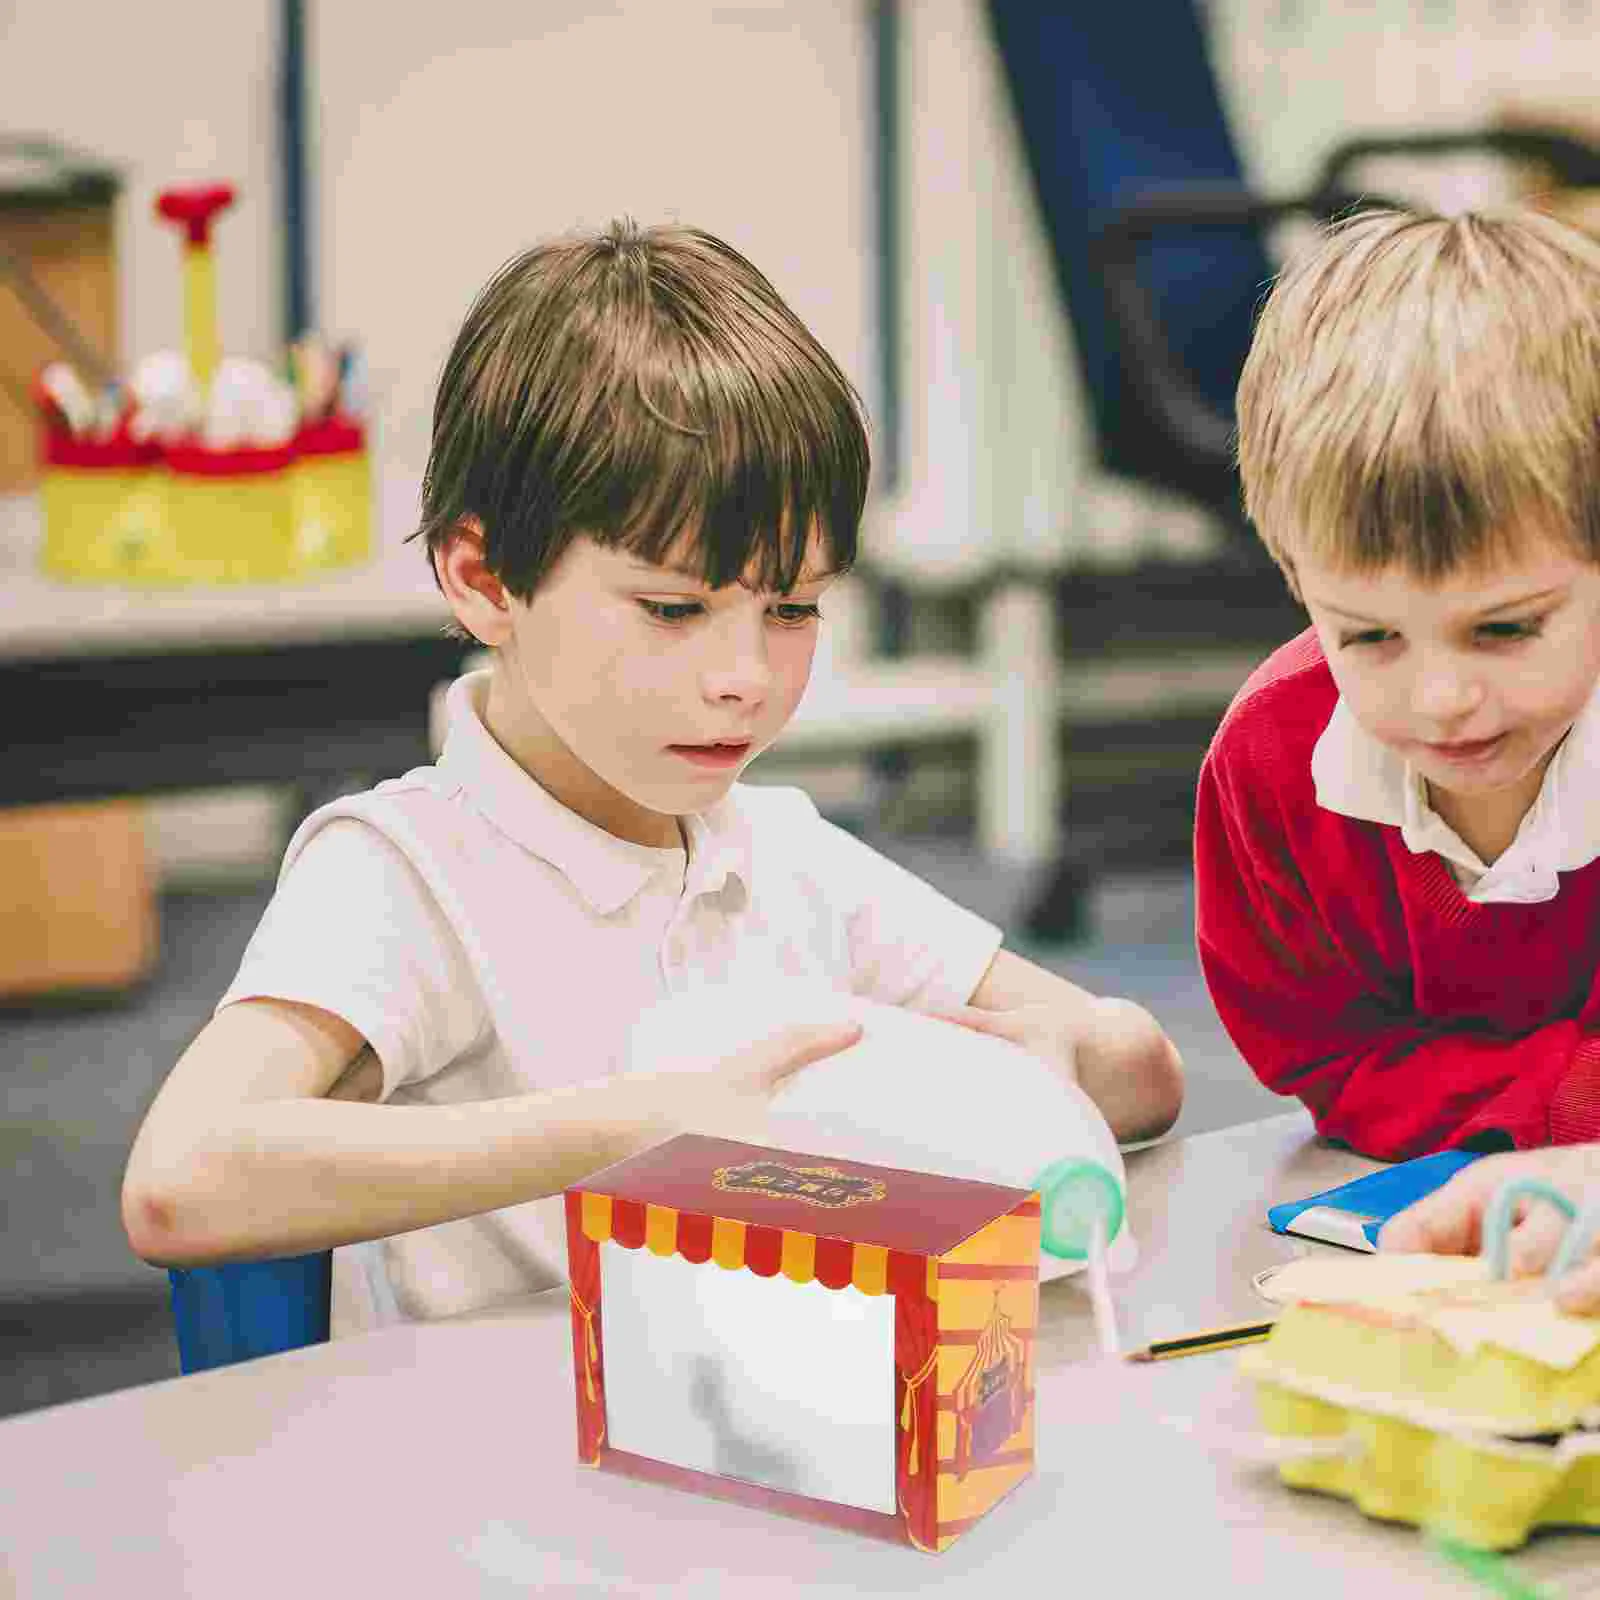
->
[1021, 858, 1093, 946]
[978, 579, 1061, 864]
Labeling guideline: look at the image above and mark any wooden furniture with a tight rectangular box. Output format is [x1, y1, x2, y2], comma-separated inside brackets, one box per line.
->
[0, 138, 119, 495]
[0, 799, 156, 999]
[0, 141, 158, 997]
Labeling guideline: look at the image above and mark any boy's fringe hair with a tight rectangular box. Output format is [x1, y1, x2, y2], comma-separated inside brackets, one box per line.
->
[1236, 206, 1600, 582]
[411, 219, 869, 622]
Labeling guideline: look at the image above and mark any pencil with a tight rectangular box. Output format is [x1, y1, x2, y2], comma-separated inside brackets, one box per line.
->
[1124, 1319, 1278, 1362]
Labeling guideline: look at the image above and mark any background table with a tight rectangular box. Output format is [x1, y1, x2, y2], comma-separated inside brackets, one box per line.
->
[0, 471, 468, 810]
[2, 1109, 1594, 1595]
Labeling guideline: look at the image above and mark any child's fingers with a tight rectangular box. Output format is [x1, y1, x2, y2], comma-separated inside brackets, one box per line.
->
[1377, 1167, 1499, 1255]
[1378, 1152, 1586, 1262]
[1376, 1208, 1471, 1255]
[756, 1022, 863, 1085]
[930, 1005, 996, 1031]
[1554, 1258, 1600, 1316]
[1376, 1184, 1476, 1253]
[1507, 1206, 1570, 1277]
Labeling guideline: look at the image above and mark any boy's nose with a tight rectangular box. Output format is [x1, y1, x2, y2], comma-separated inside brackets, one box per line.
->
[702, 623, 773, 706]
[1412, 661, 1484, 726]
[704, 666, 770, 705]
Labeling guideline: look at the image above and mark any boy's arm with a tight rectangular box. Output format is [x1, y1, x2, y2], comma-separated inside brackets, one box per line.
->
[1195, 755, 1600, 1159]
[948, 951, 1184, 1144]
[121, 997, 673, 1266]
[787, 792, 1182, 1140]
[122, 996, 855, 1266]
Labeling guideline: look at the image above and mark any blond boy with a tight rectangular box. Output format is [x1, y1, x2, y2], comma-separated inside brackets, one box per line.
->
[1197, 207, 1600, 1161]
[124, 221, 1182, 1330]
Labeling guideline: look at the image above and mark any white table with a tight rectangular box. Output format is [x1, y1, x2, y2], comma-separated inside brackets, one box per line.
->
[2, 1110, 1593, 1595]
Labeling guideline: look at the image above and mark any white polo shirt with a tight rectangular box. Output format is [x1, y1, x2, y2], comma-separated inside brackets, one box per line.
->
[1310, 684, 1600, 904]
[218, 670, 1003, 1332]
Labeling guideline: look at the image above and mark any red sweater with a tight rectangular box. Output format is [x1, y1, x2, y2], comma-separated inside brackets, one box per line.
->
[1194, 629, 1600, 1160]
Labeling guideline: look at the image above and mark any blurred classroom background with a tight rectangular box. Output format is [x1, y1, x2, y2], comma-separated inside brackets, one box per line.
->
[6, 0, 1600, 1419]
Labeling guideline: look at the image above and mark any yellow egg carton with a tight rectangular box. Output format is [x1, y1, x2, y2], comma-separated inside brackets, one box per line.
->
[1242, 1244, 1600, 1552]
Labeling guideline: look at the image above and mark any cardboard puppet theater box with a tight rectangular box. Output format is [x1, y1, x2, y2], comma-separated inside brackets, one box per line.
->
[565, 1133, 1041, 1554]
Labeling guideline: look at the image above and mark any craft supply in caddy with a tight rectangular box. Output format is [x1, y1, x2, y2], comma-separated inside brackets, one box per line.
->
[154, 184, 297, 581]
[36, 371, 169, 580]
[155, 184, 232, 392]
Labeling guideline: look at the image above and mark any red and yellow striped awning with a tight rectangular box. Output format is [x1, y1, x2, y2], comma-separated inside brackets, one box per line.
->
[577, 1190, 940, 1300]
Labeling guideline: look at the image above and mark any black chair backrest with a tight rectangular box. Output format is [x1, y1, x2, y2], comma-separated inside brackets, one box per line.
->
[985, 1, 1275, 502]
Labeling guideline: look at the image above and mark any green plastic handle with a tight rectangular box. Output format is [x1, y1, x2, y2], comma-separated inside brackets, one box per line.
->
[1481, 1178, 1577, 1281]
[1032, 1158, 1125, 1261]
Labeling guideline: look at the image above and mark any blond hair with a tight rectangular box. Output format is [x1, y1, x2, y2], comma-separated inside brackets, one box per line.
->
[1236, 206, 1600, 581]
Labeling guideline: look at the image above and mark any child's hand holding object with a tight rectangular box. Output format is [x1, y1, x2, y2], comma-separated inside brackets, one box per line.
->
[1380, 1145, 1600, 1313]
[936, 995, 1182, 1146]
[632, 1020, 864, 1149]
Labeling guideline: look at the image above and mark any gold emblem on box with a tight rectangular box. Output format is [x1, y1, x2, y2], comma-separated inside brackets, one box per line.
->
[711, 1160, 887, 1208]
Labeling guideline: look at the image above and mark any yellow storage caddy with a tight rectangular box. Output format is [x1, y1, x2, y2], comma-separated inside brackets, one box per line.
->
[165, 438, 296, 585]
[35, 177, 375, 588]
[290, 416, 372, 573]
[38, 426, 179, 583]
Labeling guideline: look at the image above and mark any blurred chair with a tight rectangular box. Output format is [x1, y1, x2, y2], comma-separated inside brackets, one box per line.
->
[168, 1237, 408, 1372]
[986, 0, 1600, 939]
[168, 1252, 332, 1374]
[987, 1, 1281, 556]
[1311, 124, 1600, 205]
[1089, 123, 1600, 551]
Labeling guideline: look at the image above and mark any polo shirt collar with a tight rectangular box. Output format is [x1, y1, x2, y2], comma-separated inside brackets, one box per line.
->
[682, 799, 755, 910]
[1311, 684, 1600, 900]
[437, 671, 754, 915]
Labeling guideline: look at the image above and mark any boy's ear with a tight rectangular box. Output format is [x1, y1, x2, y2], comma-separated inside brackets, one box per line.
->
[435, 518, 515, 646]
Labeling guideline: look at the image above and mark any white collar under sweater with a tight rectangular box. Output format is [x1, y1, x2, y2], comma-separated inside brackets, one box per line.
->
[1309, 685, 1600, 904]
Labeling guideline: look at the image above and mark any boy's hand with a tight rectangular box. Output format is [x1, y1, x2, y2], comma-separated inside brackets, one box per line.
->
[934, 996, 1183, 1144]
[636, 1021, 864, 1148]
[1378, 1145, 1600, 1315]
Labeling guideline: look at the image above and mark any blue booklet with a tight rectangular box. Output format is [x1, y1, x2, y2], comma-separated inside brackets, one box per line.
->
[1267, 1149, 1485, 1252]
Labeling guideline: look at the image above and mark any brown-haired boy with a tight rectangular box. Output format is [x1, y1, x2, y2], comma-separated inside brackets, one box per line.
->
[124, 220, 1182, 1329]
[1197, 206, 1600, 1161]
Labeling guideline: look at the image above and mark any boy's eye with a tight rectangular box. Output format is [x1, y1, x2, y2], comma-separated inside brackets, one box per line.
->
[638, 599, 704, 623]
[1476, 618, 1542, 643]
[636, 598, 824, 627]
[770, 602, 823, 627]
[1337, 618, 1546, 651]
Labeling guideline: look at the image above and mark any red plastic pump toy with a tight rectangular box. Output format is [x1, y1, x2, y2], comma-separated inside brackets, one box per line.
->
[155, 184, 236, 393]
